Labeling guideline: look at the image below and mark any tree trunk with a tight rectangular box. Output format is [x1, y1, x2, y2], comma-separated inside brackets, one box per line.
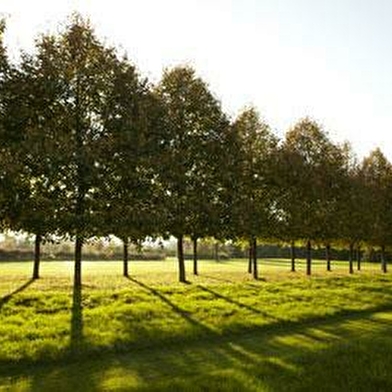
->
[74, 67, 84, 290]
[177, 235, 186, 283]
[381, 244, 387, 273]
[326, 243, 331, 272]
[356, 245, 361, 271]
[192, 237, 198, 275]
[32, 233, 42, 280]
[214, 242, 219, 261]
[252, 236, 258, 280]
[349, 243, 354, 274]
[306, 240, 312, 276]
[290, 241, 296, 272]
[369, 248, 375, 263]
[74, 236, 83, 288]
[123, 239, 129, 277]
[248, 240, 253, 274]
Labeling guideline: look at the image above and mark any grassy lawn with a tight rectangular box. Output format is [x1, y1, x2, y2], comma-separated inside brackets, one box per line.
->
[1, 258, 392, 391]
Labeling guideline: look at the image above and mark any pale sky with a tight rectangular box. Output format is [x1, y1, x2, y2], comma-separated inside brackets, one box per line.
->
[2, 0, 392, 160]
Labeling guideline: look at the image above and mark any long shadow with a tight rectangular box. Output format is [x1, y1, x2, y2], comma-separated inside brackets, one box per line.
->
[127, 277, 215, 334]
[198, 284, 278, 320]
[0, 296, 392, 382]
[126, 279, 392, 347]
[4, 302, 392, 391]
[70, 281, 83, 352]
[200, 274, 235, 283]
[0, 279, 34, 311]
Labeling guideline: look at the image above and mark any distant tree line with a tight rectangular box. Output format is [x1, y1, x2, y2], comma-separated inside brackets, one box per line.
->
[1, 15, 391, 284]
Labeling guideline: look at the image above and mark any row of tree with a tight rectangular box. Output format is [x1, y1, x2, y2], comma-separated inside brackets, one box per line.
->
[1, 16, 391, 285]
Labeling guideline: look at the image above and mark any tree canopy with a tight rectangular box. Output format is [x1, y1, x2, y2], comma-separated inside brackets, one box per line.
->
[1, 15, 391, 283]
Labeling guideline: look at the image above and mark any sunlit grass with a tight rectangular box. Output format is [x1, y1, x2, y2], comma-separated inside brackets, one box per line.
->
[1, 258, 392, 391]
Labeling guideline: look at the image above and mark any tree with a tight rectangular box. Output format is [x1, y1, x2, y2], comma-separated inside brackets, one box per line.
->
[100, 62, 166, 277]
[314, 140, 348, 272]
[12, 15, 131, 286]
[336, 143, 368, 274]
[0, 19, 18, 231]
[1, 44, 66, 279]
[156, 66, 229, 282]
[230, 107, 278, 279]
[278, 118, 341, 275]
[0, 20, 52, 279]
[0, 18, 14, 231]
[271, 146, 301, 272]
[360, 148, 392, 273]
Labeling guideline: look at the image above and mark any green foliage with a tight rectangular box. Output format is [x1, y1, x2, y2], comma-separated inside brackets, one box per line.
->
[2, 14, 392, 283]
[229, 107, 278, 241]
[98, 55, 165, 244]
[156, 65, 229, 240]
[360, 148, 392, 248]
[275, 118, 347, 245]
[337, 143, 368, 248]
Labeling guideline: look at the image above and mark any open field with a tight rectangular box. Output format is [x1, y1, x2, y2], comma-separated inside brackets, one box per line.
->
[1, 258, 392, 391]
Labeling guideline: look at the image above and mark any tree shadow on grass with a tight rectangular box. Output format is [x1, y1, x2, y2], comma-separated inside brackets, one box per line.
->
[127, 277, 215, 335]
[197, 284, 279, 320]
[27, 278, 98, 392]
[199, 274, 236, 283]
[70, 279, 83, 352]
[4, 307, 392, 391]
[0, 278, 34, 311]
[109, 307, 392, 391]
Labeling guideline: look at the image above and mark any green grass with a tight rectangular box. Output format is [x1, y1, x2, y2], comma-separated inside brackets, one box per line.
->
[1, 258, 392, 391]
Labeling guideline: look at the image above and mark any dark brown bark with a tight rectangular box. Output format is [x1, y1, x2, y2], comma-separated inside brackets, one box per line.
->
[74, 236, 83, 288]
[214, 242, 219, 261]
[252, 236, 258, 280]
[74, 68, 86, 290]
[248, 240, 253, 274]
[192, 237, 198, 275]
[177, 235, 186, 282]
[123, 239, 129, 277]
[306, 240, 312, 276]
[32, 234, 42, 280]
[369, 248, 375, 263]
[349, 243, 354, 274]
[381, 244, 387, 273]
[70, 273, 83, 350]
[290, 241, 296, 272]
[356, 245, 361, 271]
[326, 243, 331, 272]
